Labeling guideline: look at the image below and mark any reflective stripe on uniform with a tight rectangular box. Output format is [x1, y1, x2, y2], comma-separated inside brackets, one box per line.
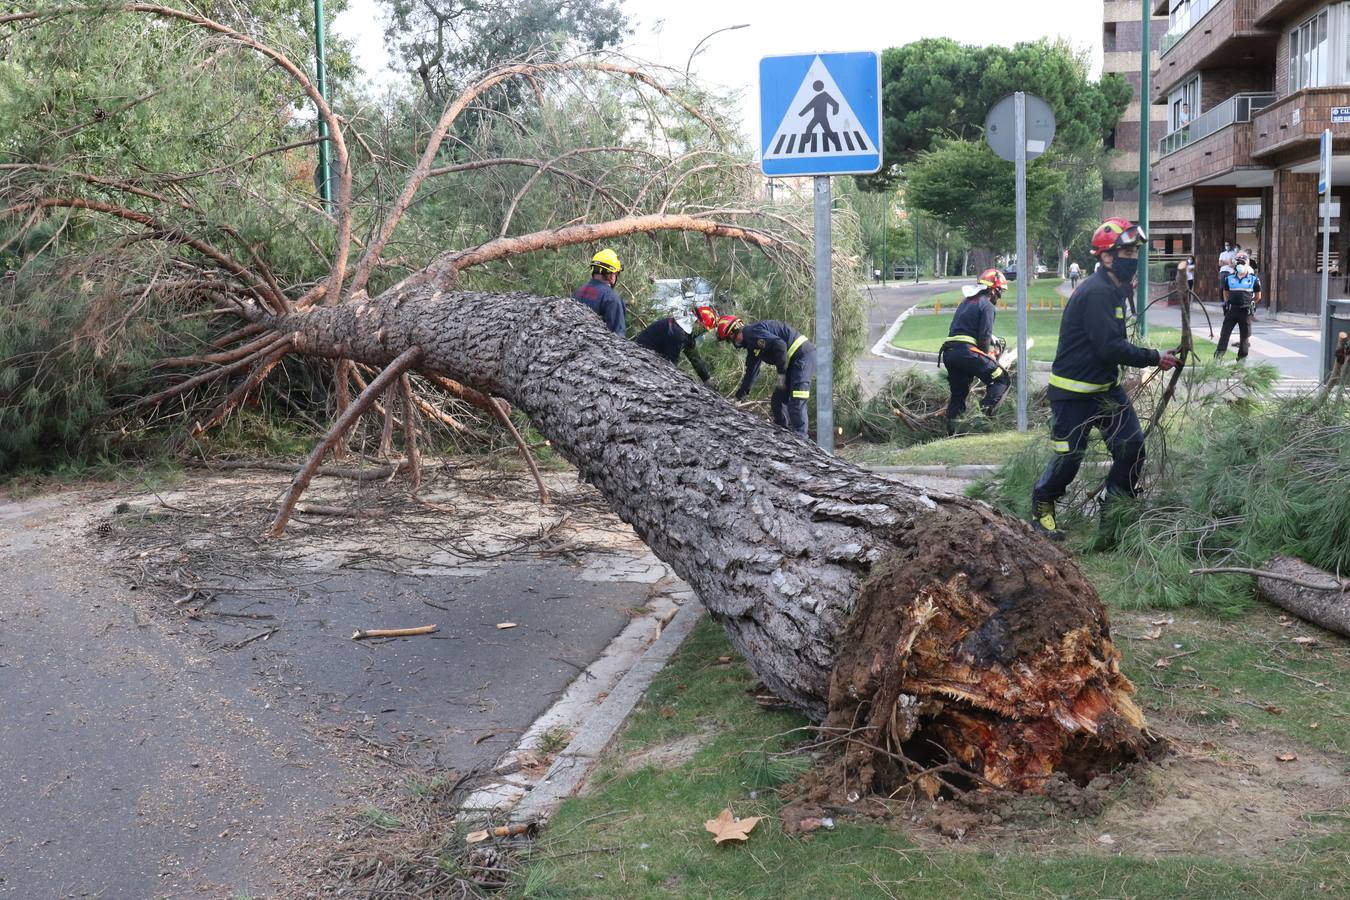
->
[1052, 440, 1071, 453]
[1115, 307, 1125, 319]
[791, 389, 810, 399]
[787, 334, 808, 361]
[1048, 373, 1115, 393]
[990, 366, 1004, 379]
[944, 334, 977, 344]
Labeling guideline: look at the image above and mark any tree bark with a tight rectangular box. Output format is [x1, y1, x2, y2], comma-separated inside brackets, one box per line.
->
[1256, 556, 1350, 638]
[260, 284, 1149, 790]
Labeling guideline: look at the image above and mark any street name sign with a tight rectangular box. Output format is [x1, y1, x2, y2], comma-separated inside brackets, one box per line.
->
[759, 52, 881, 177]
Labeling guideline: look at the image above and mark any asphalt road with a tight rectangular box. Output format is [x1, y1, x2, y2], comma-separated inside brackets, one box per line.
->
[856, 279, 962, 394]
[0, 486, 655, 899]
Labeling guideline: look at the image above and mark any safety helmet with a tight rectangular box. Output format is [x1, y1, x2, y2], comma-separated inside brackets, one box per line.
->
[977, 267, 1009, 296]
[590, 248, 622, 274]
[714, 314, 743, 341]
[1090, 217, 1147, 256]
[695, 305, 718, 330]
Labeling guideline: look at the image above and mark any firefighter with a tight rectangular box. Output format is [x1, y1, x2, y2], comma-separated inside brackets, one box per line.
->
[573, 248, 625, 334]
[633, 305, 718, 383]
[940, 267, 1011, 436]
[1030, 217, 1180, 541]
[1216, 252, 1262, 360]
[714, 315, 816, 438]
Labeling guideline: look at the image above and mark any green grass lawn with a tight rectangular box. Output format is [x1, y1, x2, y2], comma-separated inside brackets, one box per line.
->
[514, 610, 1349, 898]
[843, 430, 1037, 467]
[913, 277, 1068, 311]
[894, 308, 1217, 362]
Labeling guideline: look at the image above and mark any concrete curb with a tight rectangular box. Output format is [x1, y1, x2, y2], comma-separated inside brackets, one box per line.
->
[507, 599, 705, 824]
[869, 305, 1056, 372]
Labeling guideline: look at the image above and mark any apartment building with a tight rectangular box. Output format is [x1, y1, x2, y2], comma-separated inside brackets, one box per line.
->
[1104, 1, 1194, 268]
[1150, 0, 1350, 311]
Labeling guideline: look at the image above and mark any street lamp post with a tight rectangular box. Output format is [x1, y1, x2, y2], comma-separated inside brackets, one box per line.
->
[685, 24, 750, 79]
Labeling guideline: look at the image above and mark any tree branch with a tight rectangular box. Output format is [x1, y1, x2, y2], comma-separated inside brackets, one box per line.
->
[269, 346, 422, 536]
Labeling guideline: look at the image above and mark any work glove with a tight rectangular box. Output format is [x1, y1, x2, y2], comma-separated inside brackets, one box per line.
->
[1158, 351, 1182, 371]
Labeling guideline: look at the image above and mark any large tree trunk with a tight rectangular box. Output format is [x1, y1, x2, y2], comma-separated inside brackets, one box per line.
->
[265, 285, 1149, 791]
[1256, 556, 1350, 638]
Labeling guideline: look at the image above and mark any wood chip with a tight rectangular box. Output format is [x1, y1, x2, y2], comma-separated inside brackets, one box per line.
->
[1276, 752, 1298, 762]
[352, 625, 438, 640]
[496, 622, 518, 630]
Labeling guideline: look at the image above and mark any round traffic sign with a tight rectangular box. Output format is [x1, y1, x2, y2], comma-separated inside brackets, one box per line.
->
[984, 93, 1056, 162]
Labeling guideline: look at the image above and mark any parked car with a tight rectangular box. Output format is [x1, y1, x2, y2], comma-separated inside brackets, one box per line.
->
[1005, 264, 1017, 281]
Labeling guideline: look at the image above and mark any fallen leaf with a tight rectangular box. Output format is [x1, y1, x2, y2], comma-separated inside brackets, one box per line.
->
[1264, 705, 1284, 715]
[1097, 833, 1116, 845]
[466, 830, 490, 844]
[1151, 617, 1174, 626]
[1154, 657, 1171, 669]
[704, 808, 764, 844]
[797, 817, 824, 833]
[658, 706, 676, 718]
[1137, 627, 1162, 641]
[1181, 665, 1197, 673]
[1293, 636, 1318, 646]
[1310, 722, 1321, 730]
[1276, 752, 1298, 762]
[496, 622, 518, 630]
[1277, 615, 1292, 625]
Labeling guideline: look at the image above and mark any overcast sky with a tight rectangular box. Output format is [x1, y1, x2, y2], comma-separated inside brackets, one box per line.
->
[334, 0, 1104, 140]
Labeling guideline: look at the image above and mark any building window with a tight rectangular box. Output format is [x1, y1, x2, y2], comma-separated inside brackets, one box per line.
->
[1168, 76, 1199, 132]
[1290, 9, 1330, 92]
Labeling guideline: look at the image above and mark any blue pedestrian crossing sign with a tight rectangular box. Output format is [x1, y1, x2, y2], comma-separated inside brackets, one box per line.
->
[760, 51, 881, 177]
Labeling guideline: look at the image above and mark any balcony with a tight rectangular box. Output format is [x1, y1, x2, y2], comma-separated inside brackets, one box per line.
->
[1158, 92, 1276, 155]
[1159, 0, 1223, 55]
[1252, 88, 1350, 159]
[1153, 0, 1278, 101]
[1153, 93, 1276, 194]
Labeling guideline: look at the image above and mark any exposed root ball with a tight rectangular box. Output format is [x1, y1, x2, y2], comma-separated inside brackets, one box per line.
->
[826, 503, 1155, 794]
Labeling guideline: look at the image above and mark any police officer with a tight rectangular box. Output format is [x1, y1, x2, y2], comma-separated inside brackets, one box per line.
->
[1216, 252, 1262, 360]
[714, 315, 816, 438]
[573, 248, 625, 334]
[633, 305, 717, 383]
[940, 267, 1011, 436]
[1030, 217, 1180, 541]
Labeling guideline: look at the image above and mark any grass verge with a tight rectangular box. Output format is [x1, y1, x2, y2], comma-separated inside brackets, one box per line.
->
[843, 430, 1037, 467]
[893, 309, 1217, 361]
[516, 611, 1348, 898]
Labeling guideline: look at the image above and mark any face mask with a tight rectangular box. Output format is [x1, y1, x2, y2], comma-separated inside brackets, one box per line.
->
[1110, 256, 1138, 284]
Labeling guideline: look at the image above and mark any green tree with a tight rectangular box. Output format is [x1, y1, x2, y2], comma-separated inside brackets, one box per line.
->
[1041, 154, 1105, 275]
[379, 0, 630, 101]
[904, 138, 1065, 256]
[871, 37, 1130, 182]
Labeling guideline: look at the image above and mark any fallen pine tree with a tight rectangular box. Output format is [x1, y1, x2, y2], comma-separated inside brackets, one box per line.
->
[0, 3, 1152, 795]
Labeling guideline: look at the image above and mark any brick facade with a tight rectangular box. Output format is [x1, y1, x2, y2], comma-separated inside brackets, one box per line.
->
[1192, 194, 1239, 300]
[1253, 88, 1350, 159]
[1269, 168, 1318, 312]
[1153, 122, 1259, 194]
[1153, 0, 1277, 100]
[1199, 67, 1275, 107]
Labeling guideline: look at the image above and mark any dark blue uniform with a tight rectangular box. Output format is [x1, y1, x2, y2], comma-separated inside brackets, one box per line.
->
[734, 320, 816, 437]
[939, 290, 1009, 432]
[1033, 269, 1162, 507]
[633, 317, 711, 382]
[1218, 270, 1261, 359]
[573, 277, 625, 335]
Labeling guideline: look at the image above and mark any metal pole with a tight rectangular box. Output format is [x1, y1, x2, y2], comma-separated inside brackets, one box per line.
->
[913, 216, 920, 284]
[315, 0, 331, 211]
[1014, 92, 1029, 433]
[881, 202, 888, 286]
[1321, 130, 1333, 382]
[1138, 2, 1151, 337]
[814, 176, 834, 453]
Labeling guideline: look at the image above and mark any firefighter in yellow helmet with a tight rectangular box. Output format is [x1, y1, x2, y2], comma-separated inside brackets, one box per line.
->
[573, 248, 625, 334]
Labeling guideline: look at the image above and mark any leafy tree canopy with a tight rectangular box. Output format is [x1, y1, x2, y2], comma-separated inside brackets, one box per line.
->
[379, 0, 631, 100]
[903, 138, 1065, 253]
[869, 37, 1130, 186]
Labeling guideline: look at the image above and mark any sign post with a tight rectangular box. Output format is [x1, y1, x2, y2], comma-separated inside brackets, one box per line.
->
[1320, 128, 1333, 382]
[760, 52, 882, 453]
[985, 92, 1055, 433]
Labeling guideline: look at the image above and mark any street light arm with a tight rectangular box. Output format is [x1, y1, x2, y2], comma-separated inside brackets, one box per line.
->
[684, 23, 750, 79]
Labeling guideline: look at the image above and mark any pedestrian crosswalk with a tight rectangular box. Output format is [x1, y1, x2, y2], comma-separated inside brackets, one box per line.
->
[770, 128, 872, 156]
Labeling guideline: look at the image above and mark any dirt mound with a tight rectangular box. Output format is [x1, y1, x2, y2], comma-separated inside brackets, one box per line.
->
[779, 714, 1348, 856]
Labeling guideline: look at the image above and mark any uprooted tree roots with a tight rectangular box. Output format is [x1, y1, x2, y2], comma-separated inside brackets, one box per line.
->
[827, 504, 1156, 797]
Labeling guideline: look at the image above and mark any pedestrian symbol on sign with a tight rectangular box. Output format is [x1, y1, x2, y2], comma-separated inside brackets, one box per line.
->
[762, 55, 878, 167]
